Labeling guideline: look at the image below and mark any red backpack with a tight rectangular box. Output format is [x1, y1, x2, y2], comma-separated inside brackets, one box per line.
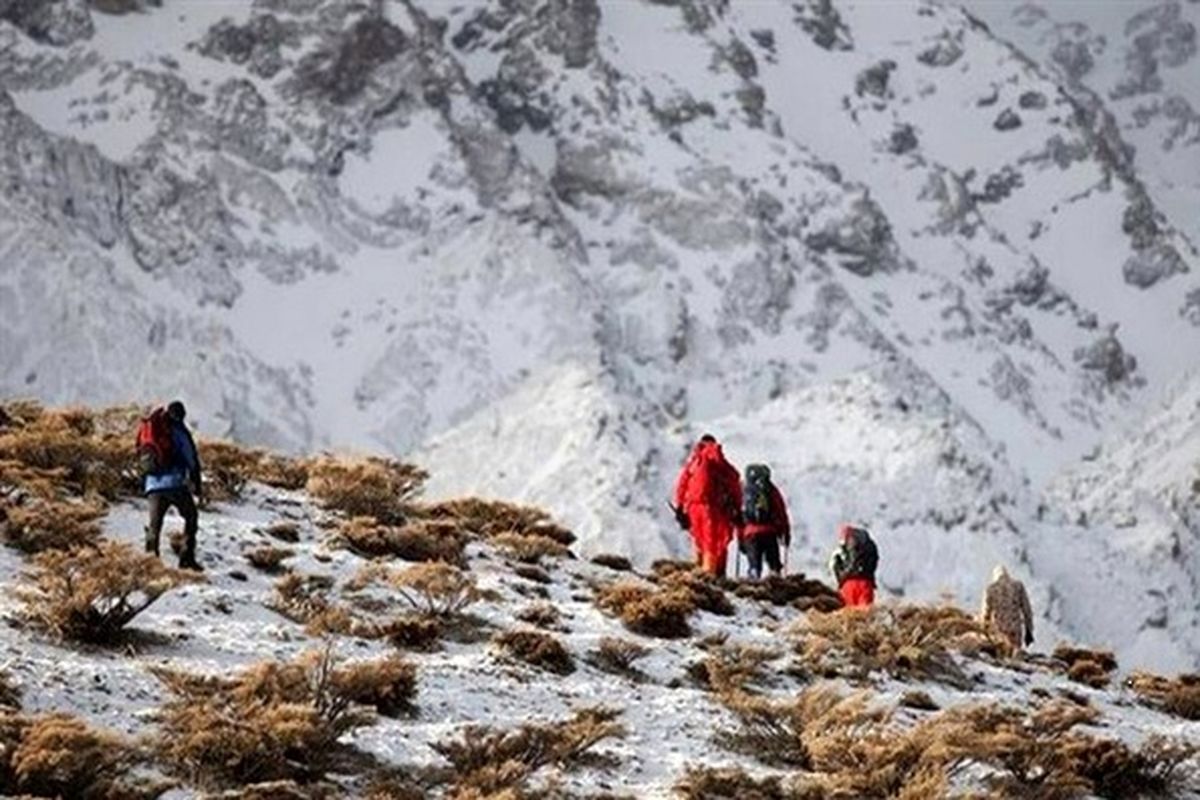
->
[136, 407, 174, 474]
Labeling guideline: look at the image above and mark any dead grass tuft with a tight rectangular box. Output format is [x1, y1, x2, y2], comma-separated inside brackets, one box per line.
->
[306, 456, 426, 524]
[674, 766, 789, 800]
[337, 517, 465, 564]
[153, 648, 411, 787]
[595, 579, 693, 639]
[15, 540, 194, 643]
[245, 545, 295, 574]
[422, 497, 575, 545]
[492, 531, 571, 564]
[1055, 645, 1117, 688]
[794, 604, 1005, 687]
[0, 496, 105, 553]
[492, 629, 575, 675]
[590, 553, 633, 572]
[731, 573, 842, 612]
[431, 707, 621, 796]
[586, 637, 649, 680]
[1128, 672, 1200, 721]
[0, 710, 147, 799]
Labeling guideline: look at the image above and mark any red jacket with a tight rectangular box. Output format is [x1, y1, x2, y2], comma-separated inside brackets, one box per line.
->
[740, 484, 790, 541]
[673, 441, 741, 522]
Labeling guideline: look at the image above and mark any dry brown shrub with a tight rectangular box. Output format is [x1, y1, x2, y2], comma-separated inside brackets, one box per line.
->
[265, 520, 302, 543]
[380, 614, 444, 651]
[15, 540, 193, 643]
[795, 604, 1004, 687]
[0, 710, 146, 799]
[656, 568, 734, 616]
[590, 553, 633, 572]
[153, 648, 404, 787]
[595, 580, 692, 639]
[306, 456, 426, 523]
[338, 517, 465, 564]
[1054, 645, 1117, 688]
[432, 707, 621, 796]
[245, 545, 295, 574]
[731, 573, 842, 612]
[422, 498, 575, 545]
[515, 602, 561, 629]
[694, 644, 780, 693]
[586, 637, 649, 679]
[493, 629, 575, 675]
[674, 766, 789, 800]
[492, 531, 571, 564]
[390, 562, 480, 618]
[0, 496, 105, 553]
[1128, 672, 1200, 721]
[0, 405, 141, 500]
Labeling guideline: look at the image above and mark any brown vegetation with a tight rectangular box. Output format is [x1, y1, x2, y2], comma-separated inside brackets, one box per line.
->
[492, 629, 575, 675]
[16, 540, 193, 643]
[306, 456, 426, 523]
[422, 497, 575, 545]
[0, 496, 105, 553]
[586, 637, 650, 680]
[431, 707, 621, 797]
[153, 648, 414, 788]
[245, 545, 295, 574]
[591, 553, 633, 572]
[0, 710, 149, 799]
[595, 579, 693, 639]
[491, 531, 571, 564]
[794, 604, 1005, 687]
[1128, 671, 1200, 721]
[1054, 645, 1118, 689]
[337, 517, 465, 564]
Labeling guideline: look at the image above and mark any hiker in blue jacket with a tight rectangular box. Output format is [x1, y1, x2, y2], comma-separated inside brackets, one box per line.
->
[141, 400, 203, 571]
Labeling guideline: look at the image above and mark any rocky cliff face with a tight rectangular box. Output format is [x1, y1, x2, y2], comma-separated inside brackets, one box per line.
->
[1, 0, 1199, 669]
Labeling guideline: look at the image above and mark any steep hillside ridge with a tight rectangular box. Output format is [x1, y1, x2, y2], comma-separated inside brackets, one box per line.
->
[0, 403, 1197, 798]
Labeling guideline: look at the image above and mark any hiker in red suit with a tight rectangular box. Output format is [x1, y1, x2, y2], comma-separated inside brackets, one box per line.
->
[829, 523, 879, 607]
[673, 434, 742, 578]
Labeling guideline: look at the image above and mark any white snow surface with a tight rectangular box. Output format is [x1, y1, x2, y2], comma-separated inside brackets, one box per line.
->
[1, 0, 1200, 671]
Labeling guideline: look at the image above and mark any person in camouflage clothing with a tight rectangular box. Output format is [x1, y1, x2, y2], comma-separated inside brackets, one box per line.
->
[981, 565, 1034, 654]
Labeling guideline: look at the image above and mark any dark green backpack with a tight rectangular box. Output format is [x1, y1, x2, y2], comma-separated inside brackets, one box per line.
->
[743, 464, 773, 525]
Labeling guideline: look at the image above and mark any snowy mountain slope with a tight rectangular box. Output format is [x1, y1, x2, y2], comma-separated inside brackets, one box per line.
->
[0, 465, 1198, 798]
[2, 0, 1200, 669]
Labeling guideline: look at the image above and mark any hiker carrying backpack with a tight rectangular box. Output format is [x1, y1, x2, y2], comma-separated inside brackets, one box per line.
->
[138, 400, 203, 571]
[673, 434, 742, 578]
[737, 464, 790, 580]
[829, 523, 878, 607]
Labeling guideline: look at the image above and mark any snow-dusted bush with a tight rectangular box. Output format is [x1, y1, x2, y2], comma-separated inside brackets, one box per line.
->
[491, 531, 571, 564]
[431, 707, 621, 796]
[337, 516, 465, 564]
[1128, 672, 1200, 721]
[0, 711, 146, 799]
[15, 541, 192, 643]
[1, 497, 104, 553]
[422, 497, 575, 545]
[595, 579, 693, 639]
[492, 628, 575, 675]
[153, 648, 414, 787]
[586, 636, 649, 679]
[794, 604, 1004, 687]
[306, 456, 426, 523]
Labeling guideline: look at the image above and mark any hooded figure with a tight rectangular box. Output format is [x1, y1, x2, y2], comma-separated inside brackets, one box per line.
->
[981, 565, 1034, 653]
[829, 523, 878, 607]
[673, 435, 742, 578]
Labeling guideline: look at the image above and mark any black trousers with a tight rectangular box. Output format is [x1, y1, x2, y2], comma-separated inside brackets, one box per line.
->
[741, 534, 782, 579]
[146, 488, 198, 564]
